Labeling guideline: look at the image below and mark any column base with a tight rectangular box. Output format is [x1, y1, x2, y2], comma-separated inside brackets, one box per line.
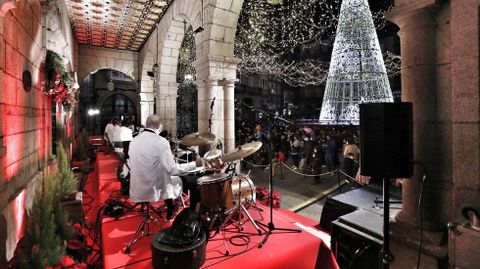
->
[390, 220, 448, 269]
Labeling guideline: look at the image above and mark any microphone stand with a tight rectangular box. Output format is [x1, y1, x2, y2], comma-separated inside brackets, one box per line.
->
[241, 103, 302, 248]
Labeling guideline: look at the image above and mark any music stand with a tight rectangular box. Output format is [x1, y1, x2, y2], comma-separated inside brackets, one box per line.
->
[240, 103, 302, 248]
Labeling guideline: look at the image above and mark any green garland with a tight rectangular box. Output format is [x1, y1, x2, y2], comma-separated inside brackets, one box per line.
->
[44, 50, 72, 96]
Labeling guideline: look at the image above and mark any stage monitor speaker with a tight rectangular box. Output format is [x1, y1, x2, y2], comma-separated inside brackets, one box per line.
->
[359, 102, 413, 178]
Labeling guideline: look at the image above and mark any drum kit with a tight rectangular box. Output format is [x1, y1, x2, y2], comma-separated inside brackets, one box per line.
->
[173, 132, 264, 250]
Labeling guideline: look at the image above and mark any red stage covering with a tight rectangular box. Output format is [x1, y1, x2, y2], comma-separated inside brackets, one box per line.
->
[86, 153, 339, 269]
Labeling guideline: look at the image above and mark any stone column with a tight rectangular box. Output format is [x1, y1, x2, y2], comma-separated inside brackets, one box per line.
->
[388, 2, 449, 268]
[219, 79, 238, 153]
[139, 91, 155, 125]
[156, 81, 179, 136]
[197, 79, 223, 138]
[389, 1, 445, 231]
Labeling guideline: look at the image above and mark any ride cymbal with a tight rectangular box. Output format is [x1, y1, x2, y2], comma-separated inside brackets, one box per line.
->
[180, 132, 216, 146]
[221, 141, 263, 162]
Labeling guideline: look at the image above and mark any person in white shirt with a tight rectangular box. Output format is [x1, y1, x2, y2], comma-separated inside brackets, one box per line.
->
[128, 114, 203, 220]
[104, 119, 114, 145]
[117, 119, 134, 157]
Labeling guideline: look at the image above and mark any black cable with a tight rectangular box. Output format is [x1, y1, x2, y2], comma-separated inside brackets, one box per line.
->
[347, 242, 371, 269]
[229, 234, 250, 246]
[112, 256, 152, 269]
[413, 161, 427, 269]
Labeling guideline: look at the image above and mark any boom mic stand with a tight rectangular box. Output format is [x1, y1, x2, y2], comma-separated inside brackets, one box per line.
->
[241, 103, 301, 248]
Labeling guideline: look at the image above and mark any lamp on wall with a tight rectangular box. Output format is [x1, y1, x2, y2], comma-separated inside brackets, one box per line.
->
[0, 0, 18, 17]
[148, 22, 159, 79]
[193, 0, 204, 34]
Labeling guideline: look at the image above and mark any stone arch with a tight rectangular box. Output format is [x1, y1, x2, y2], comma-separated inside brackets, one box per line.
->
[78, 67, 136, 84]
[78, 68, 139, 134]
[77, 45, 139, 86]
[138, 0, 244, 144]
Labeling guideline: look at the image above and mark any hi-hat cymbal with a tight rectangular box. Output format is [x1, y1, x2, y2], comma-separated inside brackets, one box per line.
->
[180, 132, 216, 146]
[221, 141, 263, 162]
[203, 148, 222, 160]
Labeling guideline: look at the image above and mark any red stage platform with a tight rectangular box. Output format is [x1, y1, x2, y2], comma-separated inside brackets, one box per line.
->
[86, 153, 339, 269]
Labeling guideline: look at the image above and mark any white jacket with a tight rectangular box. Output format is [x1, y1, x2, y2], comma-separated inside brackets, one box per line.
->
[128, 129, 196, 202]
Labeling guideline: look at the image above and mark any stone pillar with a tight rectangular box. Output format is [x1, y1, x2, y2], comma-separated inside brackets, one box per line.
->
[194, 56, 240, 153]
[219, 79, 238, 153]
[388, 2, 449, 268]
[390, 4, 445, 230]
[156, 81, 179, 136]
[139, 91, 155, 125]
[197, 79, 223, 139]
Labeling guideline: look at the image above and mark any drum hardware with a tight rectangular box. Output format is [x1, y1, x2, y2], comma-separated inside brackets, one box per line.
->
[222, 171, 263, 235]
[203, 147, 224, 171]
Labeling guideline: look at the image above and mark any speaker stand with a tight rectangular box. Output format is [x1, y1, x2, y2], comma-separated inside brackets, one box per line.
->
[382, 178, 394, 268]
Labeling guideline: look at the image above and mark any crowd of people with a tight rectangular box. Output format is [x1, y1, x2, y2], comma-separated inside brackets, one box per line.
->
[239, 123, 361, 185]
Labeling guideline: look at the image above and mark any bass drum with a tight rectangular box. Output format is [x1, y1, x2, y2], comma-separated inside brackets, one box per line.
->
[230, 174, 256, 208]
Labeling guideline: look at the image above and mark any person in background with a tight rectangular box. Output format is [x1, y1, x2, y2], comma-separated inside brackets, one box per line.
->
[118, 119, 134, 158]
[111, 120, 123, 152]
[104, 119, 117, 146]
[324, 133, 336, 173]
[311, 145, 323, 185]
[290, 135, 303, 170]
[343, 137, 360, 179]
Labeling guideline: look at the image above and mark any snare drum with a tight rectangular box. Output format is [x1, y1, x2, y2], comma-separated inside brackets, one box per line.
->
[197, 173, 233, 212]
[231, 174, 256, 208]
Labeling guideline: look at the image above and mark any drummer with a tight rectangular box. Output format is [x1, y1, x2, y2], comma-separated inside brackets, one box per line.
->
[129, 114, 204, 221]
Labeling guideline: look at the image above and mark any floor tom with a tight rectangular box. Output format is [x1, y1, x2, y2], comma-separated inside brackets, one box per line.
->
[197, 173, 233, 212]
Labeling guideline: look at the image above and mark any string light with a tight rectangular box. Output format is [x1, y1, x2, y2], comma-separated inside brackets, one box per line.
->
[176, 25, 198, 137]
[234, 0, 399, 87]
[319, 0, 394, 125]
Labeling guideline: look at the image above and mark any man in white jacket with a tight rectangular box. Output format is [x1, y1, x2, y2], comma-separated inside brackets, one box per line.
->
[128, 114, 203, 220]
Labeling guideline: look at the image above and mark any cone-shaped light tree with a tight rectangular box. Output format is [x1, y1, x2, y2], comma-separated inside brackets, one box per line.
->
[319, 0, 393, 125]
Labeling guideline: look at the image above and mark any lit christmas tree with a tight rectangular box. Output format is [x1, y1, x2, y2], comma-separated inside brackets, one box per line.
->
[319, 0, 394, 124]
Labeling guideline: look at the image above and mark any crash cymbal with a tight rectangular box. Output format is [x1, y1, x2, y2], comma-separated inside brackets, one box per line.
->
[221, 141, 263, 162]
[180, 132, 216, 146]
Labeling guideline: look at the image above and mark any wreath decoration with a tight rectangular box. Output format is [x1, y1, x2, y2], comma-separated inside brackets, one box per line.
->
[43, 50, 78, 108]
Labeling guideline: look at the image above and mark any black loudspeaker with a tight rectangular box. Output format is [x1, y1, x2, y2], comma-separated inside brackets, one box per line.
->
[359, 102, 413, 178]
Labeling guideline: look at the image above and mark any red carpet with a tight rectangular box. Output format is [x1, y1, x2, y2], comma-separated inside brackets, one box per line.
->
[87, 153, 339, 269]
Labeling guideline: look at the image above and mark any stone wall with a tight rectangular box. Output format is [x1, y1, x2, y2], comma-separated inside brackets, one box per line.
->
[0, 0, 76, 263]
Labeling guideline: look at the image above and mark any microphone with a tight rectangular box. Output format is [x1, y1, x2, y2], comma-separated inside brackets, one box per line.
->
[210, 97, 215, 110]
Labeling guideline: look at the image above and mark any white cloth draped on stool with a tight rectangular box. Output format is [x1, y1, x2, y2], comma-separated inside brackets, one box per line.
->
[166, 176, 183, 200]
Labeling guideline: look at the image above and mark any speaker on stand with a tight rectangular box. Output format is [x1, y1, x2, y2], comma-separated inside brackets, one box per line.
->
[331, 102, 413, 269]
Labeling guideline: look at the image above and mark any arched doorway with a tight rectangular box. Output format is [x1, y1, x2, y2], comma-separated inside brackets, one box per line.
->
[176, 25, 197, 138]
[100, 93, 137, 132]
[79, 69, 139, 135]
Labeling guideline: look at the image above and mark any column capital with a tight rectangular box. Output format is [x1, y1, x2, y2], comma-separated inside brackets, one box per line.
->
[195, 78, 219, 88]
[386, 1, 441, 28]
[218, 78, 239, 87]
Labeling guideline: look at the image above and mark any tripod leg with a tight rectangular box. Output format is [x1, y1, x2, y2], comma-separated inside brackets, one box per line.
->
[221, 225, 229, 256]
[241, 204, 262, 235]
[125, 219, 147, 253]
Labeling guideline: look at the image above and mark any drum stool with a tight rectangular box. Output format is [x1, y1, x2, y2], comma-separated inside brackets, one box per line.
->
[124, 202, 160, 253]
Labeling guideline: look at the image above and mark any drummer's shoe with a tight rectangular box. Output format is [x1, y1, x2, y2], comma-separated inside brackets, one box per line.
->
[166, 204, 179, 221]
